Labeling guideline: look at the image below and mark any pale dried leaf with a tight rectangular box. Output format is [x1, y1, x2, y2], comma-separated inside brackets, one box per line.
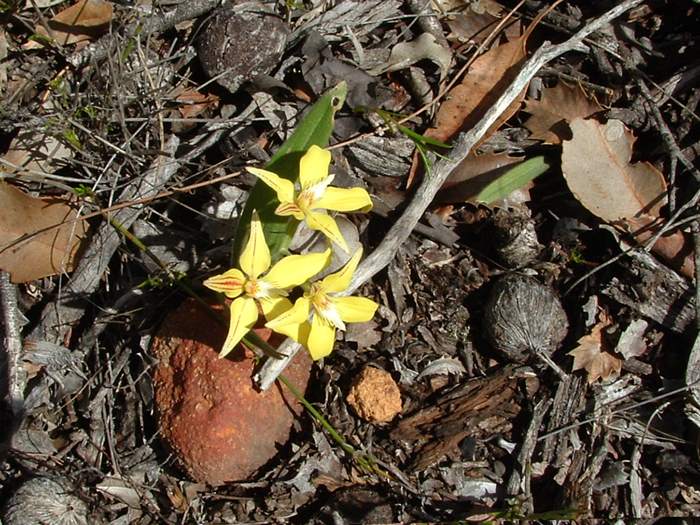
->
[2, 127, 73, 176]
[561, 118, 667, 222]
[0, 183, 88, 283]
[524, 83, 603, 144]
[370, 32, 453, 80]
[569, 321, 622, 384]
[616, 319, 648, 359]
[34, 0, 114, 46]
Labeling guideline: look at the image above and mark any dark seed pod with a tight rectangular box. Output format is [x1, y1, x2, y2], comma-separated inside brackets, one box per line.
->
[2, 477, 88, 525]
[196, 2, 289, 94]
[490, 207, 543, 268]
[483, 274, 568, 364]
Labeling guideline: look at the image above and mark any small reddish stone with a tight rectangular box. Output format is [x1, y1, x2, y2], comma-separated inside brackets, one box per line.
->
[346, 366, 402, 423]
[151, 299, 311, 485]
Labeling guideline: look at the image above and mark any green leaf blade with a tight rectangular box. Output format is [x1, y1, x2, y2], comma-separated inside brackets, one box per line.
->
[234, 82, 347, 262]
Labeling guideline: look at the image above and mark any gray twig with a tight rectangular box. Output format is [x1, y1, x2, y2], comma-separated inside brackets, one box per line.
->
[68, 0, 222, 68]
[29, 137, 181, 345]
[0, 271, 26, 418]
[255, 0, 644, 390]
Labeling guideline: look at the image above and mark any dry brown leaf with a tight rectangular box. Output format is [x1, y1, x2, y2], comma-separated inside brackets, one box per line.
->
[175, 88, 220, 120]
[426, 36, 527, 145]
[561, 118, 667, 222]
[0, 183, 88, 283]
[436, 151, 529, 205]
[407, 34, 528, 186]
[33, 0, 113, 47]
[440, 0, 522, 45]
[523, 83, 603, 144]
[569, 320, 622, 384]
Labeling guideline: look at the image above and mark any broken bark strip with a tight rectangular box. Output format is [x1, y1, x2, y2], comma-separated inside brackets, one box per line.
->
[603, 248, 695, 335]
[0, 271, 26, 447]
[391, 366, 525, 470]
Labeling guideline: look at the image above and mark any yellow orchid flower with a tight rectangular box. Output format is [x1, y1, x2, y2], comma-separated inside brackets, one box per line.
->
[265, 248, 378, 360]
[204, 211, 331, 358]
[246, 145, 372, 252]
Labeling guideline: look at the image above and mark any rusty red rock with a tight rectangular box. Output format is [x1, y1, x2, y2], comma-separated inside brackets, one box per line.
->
[151, 299, 311, 485]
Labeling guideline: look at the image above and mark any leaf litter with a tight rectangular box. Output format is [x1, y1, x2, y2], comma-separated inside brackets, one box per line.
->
[2, 0, 700, 522]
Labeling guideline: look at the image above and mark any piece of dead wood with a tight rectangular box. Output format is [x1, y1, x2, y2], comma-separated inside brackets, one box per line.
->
[505, 397, 552, 514]
[602, 248, 694, 335]
[391, 365, 525, 470]
[540, 374, 587, 468]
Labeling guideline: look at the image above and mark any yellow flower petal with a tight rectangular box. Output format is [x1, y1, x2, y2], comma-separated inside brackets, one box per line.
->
[203, 268, 245, 298]
[321, 247, 363, 293]
[273, 319, 311, 343]
[313, 186, 373, 213]
[220, 296, 258, 358]
[334, 296, 378, 323]
[247, 166, 295, 203]
[299, 145, 331, 190]
[307, 314, 336, 360]
[239, 212, 270, 279]
[260, 296, 293, 321]
[264, 249, 331, 289]
[306, 211, 348, 252]
[265, 297, 311, 342]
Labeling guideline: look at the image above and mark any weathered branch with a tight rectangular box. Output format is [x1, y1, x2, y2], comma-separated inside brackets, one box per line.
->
[255, 0, 644, 390]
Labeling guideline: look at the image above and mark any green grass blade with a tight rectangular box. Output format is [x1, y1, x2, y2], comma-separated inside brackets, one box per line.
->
[475, 155, 551, 205]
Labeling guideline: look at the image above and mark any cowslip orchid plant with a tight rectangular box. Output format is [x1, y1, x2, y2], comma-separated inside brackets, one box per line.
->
[205, 145, 378, 361]
[246, 145, 372, 252]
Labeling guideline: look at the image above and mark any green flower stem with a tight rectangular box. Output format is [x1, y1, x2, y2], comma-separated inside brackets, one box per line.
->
[110, 217, 284, 359]
[277, 372, 387, 476]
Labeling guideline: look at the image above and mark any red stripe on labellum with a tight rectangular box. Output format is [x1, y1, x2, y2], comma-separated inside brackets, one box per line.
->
[276, 202, 301, 216]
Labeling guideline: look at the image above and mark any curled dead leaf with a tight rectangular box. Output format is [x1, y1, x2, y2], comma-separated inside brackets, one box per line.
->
[523, 82, 603, 144]
[0, 183, 88, 283]
[569, 319, 622, 384]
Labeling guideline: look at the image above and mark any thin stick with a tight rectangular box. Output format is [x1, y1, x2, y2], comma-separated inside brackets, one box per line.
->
[0, 271, 26, 423]
[256, 0, 644, 390]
